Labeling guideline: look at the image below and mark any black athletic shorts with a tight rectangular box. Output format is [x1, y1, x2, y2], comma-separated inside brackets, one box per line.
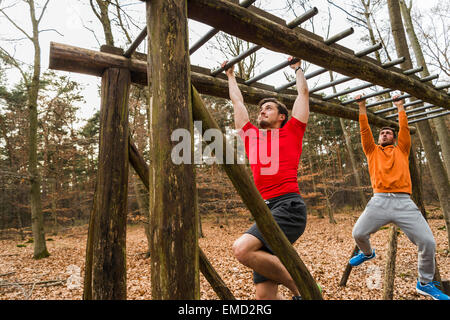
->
[245, 192, 307, 284]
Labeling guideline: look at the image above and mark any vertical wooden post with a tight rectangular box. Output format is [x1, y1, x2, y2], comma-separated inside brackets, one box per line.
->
[339, 245, 359, 287]
[146, 0, 199, 299]
[382, 226, 398, 300]
[89, 65, 130, 299]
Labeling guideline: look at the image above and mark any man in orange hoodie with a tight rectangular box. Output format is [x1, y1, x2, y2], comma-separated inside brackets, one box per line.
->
[350, 94, 449, 300]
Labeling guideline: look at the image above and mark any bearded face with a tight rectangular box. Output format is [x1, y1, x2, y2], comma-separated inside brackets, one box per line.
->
[378, 128, 396, 147]
[257, 102, 285, 129]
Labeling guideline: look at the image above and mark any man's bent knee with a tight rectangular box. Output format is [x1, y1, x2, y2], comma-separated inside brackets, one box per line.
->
[232, 234, 262, 265]
[352, 226, 369, 243]
[232, 240, 247, 264]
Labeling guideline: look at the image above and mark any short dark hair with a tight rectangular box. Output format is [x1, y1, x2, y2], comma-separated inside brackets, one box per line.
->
[258, 97, 289, 128]
[380, 127, 396, 138]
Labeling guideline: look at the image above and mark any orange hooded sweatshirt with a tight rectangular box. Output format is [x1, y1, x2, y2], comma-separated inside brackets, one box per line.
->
[360, 110, 411, 194]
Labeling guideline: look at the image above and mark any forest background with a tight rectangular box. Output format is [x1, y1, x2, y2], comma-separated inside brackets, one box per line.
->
[0, 0, 448, 300]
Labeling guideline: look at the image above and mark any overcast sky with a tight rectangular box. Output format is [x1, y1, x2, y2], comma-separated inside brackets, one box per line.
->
[0, 0, 443, 125]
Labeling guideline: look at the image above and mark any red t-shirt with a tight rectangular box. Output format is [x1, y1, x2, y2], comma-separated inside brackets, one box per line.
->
[239, 117, 307, 200]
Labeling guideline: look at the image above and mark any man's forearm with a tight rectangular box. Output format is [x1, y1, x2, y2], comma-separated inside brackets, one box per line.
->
[227, 74, 249, 129]
[295, 68, 308, 96]
[228, 75, 244, 105]
[397, 109, 411, 153]
[358, 99, 367, 115]
[359, 106, 367, 115]
[359, 113, 376, 154]
[291, 68, 309, 122]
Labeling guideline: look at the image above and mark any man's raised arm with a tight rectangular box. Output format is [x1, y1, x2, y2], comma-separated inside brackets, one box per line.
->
[393, 95, 411, 154]
[288, 57, 309, 124]
[222, 61, 250, 130]
[356, 95, 376, 155]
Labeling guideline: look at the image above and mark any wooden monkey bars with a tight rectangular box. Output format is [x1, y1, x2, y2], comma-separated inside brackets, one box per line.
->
[52, 0, 450, 301]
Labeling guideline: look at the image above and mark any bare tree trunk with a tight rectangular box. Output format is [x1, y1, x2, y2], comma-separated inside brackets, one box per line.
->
[408, 142, 427, 216]
[198, 214, 204, 238]
[323, 184, 336, 224]
[307, 149, 322, 218]
[15, 205, 25, 241]
[147, 0, 199, 300]
[360, 0, 382, 62]
[0, 116, 24, 239]
[315, 132, 337, 224]
[318, 152, 335, 223]
[51, 178, 58, 235]
[27, 0, 48, 260]
[339, 118, 367, 206]
[90, 0, 115, 46]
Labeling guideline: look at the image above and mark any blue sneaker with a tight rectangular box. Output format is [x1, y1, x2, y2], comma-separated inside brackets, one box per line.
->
[416, 280, 450, 300]
[349, 249, 375, 267]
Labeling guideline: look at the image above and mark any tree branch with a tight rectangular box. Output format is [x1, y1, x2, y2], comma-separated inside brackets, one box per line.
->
[326, 0, 367, 26]
[89, 0, 101, 22]
[113, 0, 132, 44]
[38, 28, 64, 36]
[0, 6, 32, 40]
[80, 20, 101, 47]
[0, 47, 30, 86]
[37, 0, 50, 24]
[370, 15, 392, 61]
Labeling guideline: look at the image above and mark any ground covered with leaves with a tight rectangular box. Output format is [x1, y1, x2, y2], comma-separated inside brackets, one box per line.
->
[0, 209, 448, 300]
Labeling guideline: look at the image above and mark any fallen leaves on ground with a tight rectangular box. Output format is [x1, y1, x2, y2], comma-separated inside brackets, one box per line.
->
[0, 211, 448, 300]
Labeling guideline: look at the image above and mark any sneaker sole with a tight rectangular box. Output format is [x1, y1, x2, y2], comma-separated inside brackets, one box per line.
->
[349, 255, 375, 267]
[416, 288, 438, 300]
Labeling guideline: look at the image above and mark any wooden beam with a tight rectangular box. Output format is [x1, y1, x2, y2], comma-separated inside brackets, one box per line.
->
[49, 42, 148, 84]
[191, 85, 323, 300]
[146, 0, 199, 300]
[186, 0, 450, 109]
[48, 42, 408, 131]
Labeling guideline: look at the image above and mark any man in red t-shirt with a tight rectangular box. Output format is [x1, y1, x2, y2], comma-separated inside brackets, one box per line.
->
[223, 57, 309, 300]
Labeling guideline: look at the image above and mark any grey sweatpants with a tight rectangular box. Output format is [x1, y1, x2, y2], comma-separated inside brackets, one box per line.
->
[352, 193, 436, 283]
